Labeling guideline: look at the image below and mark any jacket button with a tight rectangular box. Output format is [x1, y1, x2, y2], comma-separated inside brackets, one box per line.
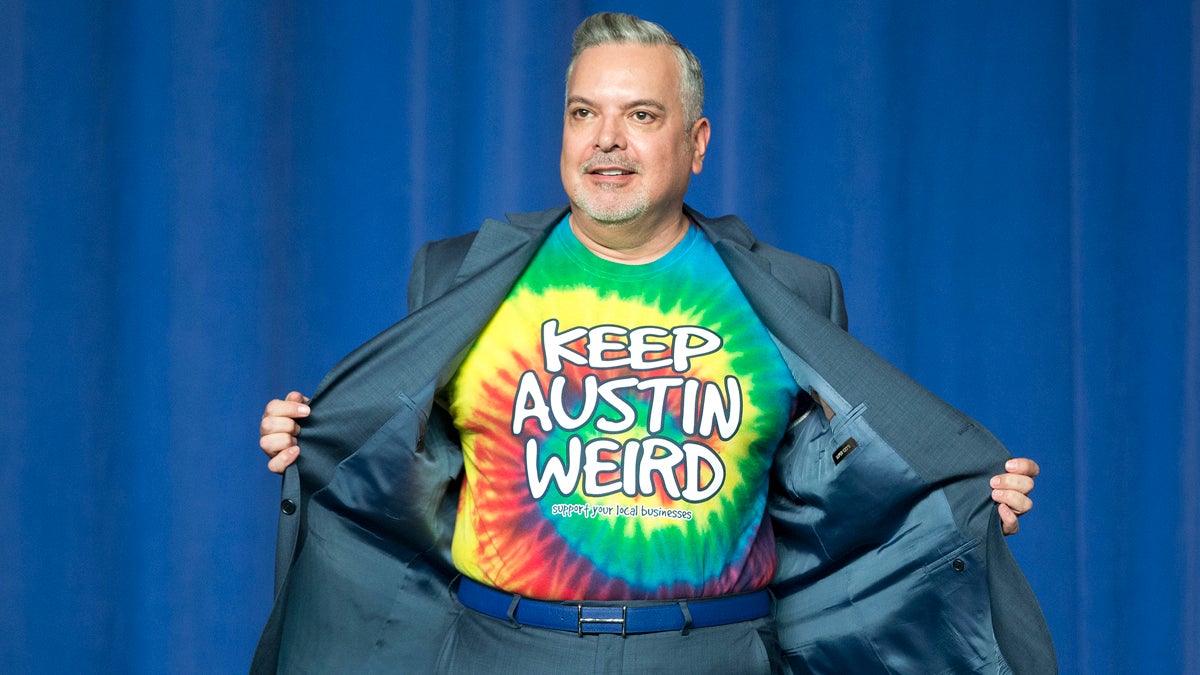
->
[280, 499, 296, 515]
[952, 558, 965, 572]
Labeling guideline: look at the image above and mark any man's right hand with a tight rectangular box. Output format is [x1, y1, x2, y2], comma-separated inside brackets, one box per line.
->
[260, 391, 310, 474]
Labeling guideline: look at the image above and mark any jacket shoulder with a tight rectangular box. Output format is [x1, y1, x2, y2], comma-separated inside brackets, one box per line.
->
[407, 232, 477, 313]
[688, 207, 848, 330]
[750, 241, 848, 330]
[406, 206, 566, 313]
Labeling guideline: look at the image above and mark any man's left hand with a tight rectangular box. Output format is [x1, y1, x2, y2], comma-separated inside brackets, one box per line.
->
[991, 457, 1039, 535]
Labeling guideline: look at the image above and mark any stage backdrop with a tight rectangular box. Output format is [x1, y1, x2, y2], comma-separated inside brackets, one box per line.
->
[2, 1, 1197, 673]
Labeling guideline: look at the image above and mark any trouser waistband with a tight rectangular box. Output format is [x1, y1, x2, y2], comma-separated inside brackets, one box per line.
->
[455, 577, 772, 636]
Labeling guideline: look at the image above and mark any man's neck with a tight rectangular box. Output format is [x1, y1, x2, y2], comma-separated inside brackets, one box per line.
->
[568, 209, 691, 265]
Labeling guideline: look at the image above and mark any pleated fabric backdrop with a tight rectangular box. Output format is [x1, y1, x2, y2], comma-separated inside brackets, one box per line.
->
[2, 1, 1197, 673]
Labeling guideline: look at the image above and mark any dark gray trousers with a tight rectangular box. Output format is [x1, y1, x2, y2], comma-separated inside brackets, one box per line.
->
[434, 601, 784, 674]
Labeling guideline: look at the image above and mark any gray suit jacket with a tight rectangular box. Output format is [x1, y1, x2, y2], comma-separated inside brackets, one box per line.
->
[252, 205, 1055, 674]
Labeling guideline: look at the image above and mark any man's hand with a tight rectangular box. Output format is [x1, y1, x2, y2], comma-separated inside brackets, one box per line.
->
[991, 457, 1039, 535]
[260, 391, 310, 474]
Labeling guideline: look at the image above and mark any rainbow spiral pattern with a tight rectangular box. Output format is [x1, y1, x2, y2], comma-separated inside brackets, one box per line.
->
[447, 218, 798, 600]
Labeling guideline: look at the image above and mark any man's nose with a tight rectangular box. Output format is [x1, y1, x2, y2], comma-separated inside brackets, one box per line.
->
[595, 117, 626, 152]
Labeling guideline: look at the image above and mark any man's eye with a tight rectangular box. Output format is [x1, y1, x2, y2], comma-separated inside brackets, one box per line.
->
[632, 111, 655, 122]
[572, 109, 592, 118]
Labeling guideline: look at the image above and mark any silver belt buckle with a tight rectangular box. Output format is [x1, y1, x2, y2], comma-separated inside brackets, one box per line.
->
[577, 605, 627, 636]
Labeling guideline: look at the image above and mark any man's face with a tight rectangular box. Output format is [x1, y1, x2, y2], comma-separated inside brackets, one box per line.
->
[561, 43, 709, 228]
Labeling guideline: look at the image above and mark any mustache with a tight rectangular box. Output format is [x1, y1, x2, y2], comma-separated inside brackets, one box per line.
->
[580, 153, 640, 173]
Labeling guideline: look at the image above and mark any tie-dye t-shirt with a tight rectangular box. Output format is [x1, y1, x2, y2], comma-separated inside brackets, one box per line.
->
[446, 216, 799, 600]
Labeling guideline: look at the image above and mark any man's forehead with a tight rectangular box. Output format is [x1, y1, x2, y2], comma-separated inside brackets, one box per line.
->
[567, 43, 681, 99]
[571, 43, 677, 77]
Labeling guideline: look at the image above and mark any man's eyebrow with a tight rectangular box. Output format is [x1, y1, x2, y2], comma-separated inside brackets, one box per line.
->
[566, 96, 668, 113]
[626, 99, 667, 112]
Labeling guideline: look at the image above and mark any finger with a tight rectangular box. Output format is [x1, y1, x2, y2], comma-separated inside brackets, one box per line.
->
[267, 445, 299, 474]
[263, 397, 311, 419]
[998, 504, 1019, 535]
[259, 415, 302, 438]
[991, 488, 1033, 516]
[1004, 457, 1040, 478]
[990, 473, 1034, 495]
[260, 432, 299, 456]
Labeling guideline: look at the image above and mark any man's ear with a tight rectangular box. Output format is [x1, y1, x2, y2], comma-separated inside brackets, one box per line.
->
[690, 117, 711, 174]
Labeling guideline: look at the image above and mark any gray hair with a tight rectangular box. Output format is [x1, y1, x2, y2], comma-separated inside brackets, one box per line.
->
[565, 12, 705, 129]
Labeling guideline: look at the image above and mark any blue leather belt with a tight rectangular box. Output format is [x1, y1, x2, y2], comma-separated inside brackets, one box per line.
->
[456, 577, 771, 636]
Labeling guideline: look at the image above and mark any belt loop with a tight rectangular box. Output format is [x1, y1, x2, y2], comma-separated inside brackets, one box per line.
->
[506, 593, 522, 629]
[679, 600, 693, 636]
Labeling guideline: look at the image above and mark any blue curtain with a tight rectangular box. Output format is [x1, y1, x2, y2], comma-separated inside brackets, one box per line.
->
[3, 1, 1196, 672]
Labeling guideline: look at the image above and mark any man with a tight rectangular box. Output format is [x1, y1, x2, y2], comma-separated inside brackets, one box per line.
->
[254, 12, 1053, 674]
